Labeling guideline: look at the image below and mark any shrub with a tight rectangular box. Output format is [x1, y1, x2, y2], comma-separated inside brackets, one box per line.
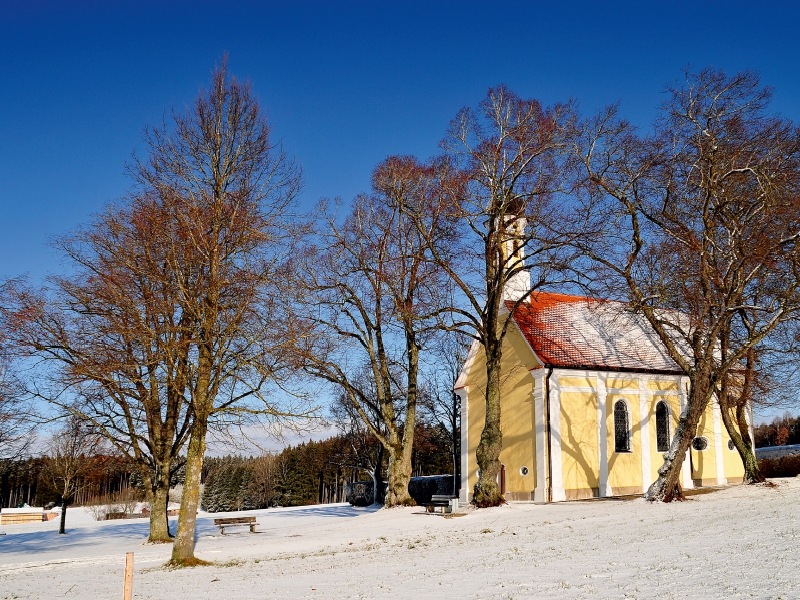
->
[344, 481, 375, 506]
[758, 454, 800, 478]
[407, 475, 455, 504]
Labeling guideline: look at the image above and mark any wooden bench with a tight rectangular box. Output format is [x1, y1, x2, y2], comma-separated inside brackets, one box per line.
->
[1, 508, 45, 525]
[422, 495, 457, 514]
[213, 516, 259, 535]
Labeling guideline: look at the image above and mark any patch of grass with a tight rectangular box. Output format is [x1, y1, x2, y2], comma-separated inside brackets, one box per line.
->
[164, 557, 212, 569]
[217, 558, 245, 568]
[480, 528, 493, 534]
[472, 496, 507, 508]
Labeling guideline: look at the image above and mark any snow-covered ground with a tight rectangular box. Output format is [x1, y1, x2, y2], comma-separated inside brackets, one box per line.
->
[2, 478, 798, 599]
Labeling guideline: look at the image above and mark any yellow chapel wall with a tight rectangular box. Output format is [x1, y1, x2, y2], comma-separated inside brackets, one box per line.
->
[463, 317, 539, 500]
[462, 323, 748, 500]
[691, 403, 717, 484]
[721, 411, 746, 483]
[605, 378, 644, 496]
[558, 388, 599, 498]
[689, 400, 745, 485]
[554, 374, 647, 499]
[641, 382, 745, 487]
[645, 384, 681, 484]
[557, 374, 745, 498]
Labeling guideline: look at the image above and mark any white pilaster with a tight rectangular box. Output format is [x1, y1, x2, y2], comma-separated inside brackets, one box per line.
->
[457, 387, 469, 503]
[679, 377, 694, 489]
[549, 374, 566, 502]
[595, 373, 612, 497]
[711, 399, 727, 485]
[639, 378, 652, 493]
[532, 370, 548, 503]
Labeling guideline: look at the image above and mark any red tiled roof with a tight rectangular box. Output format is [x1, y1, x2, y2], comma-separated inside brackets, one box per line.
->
[509, 293, 684, 374]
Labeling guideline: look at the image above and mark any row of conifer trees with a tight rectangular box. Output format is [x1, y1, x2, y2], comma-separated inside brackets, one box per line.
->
[201, 425, 453, 512]
[0, 424, 454, 511]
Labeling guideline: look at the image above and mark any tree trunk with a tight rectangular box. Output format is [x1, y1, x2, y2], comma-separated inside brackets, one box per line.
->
[724, 404, 764, 484]
[384, 444, 413, 507]
[373, 444, 385, 505]
[384, 341, 416, 508]
[646, 373, 712, 501]
[366, 468, 380, 507]
[381, 316, 420, 509]
[473, 346, 503, 507]
[58, 499, 68, 534]
[170, 419, 207, 565]
[146, 482, 172, 543]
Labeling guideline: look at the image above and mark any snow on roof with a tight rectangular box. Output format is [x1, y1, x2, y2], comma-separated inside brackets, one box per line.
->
[510, 292, 684, 375]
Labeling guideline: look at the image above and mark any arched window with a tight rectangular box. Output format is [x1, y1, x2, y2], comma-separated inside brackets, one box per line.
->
[655, 401, 670, 452]
[614, 400, 631, 453]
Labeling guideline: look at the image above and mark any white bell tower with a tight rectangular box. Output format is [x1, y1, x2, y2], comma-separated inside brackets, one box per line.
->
[501, 214, 530, 303]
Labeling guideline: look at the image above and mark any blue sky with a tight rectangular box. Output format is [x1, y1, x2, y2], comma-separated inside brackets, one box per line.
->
[2, 1, 799, 283]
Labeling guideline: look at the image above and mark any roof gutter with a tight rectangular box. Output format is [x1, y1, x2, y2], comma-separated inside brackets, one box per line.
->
[558, 364, 685, 376]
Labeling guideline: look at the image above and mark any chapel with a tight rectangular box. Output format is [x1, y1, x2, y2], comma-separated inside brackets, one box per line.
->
[455, 216, 747, 503]
[456, 291, 748, 503]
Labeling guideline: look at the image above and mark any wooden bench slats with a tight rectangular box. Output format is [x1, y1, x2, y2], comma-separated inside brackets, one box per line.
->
[422, 495, 458, 514]
[213, 516, 259, 534]
[213, 517, 256, 525]
[1, 512, 46, 525]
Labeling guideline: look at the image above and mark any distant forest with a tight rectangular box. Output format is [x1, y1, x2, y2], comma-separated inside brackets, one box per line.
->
[754, 413, 800, 448]
[0, 423, 453, 511]
[7, 413, 800, 511]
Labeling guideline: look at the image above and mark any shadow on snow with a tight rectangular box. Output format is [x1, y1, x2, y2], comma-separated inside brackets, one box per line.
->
[0, 503, 379, 559]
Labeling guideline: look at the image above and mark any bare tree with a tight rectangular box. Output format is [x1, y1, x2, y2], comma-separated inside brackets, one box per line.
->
[295, 156, 455, 506]
[11, 196, 194, 543]
[717, 349, 764, 481]
[329, 391, 385, 505]
[753, 321, 800, 414]
[42, 418, 105, 534]
[419, 331, 470, 495]
[126, 58, 315, 565]
[718, 285, 800, 482]
[0, 280, 33, 460]
[407, 86, 579, 506]
[573, 68, 800, 500]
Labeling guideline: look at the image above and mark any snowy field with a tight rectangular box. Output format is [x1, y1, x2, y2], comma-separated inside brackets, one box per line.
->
[1, 478, 798, 599]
